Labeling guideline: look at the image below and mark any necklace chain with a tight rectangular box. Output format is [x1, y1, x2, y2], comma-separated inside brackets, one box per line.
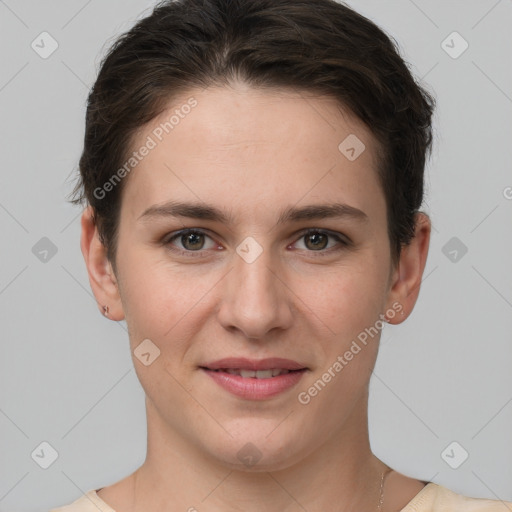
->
[377, 468, 393, 511]
[121, 467, 393, 511]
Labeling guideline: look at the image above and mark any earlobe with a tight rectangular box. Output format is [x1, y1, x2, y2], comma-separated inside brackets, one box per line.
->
[80, 205, 125, 321]
[384, 212, 431, 324]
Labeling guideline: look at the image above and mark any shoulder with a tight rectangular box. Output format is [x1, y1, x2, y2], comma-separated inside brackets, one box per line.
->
[401, 482, 512, 511]
[49, 490, 116, 512]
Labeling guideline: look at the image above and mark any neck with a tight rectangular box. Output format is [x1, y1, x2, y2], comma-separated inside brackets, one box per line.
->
[127, 395, 388, 512]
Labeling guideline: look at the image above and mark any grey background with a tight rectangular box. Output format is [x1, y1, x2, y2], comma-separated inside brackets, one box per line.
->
[1, 1, 511, 511]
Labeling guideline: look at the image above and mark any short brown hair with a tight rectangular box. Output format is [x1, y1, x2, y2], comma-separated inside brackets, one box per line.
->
[69, 0, 436, 271]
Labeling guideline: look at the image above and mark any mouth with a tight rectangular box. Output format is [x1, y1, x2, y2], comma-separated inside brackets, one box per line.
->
[199, 358, 308, 400]
[201, 357, 307, 372]
[202, 367, 305, 378]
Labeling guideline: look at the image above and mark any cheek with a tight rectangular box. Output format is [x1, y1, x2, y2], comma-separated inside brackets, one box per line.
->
[294, 267, 386, 416]
[295, 261, 385, 342]
[117, 248, 220, 345]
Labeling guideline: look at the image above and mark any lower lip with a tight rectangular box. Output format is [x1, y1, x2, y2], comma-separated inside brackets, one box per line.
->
[201, 368, 307, 400]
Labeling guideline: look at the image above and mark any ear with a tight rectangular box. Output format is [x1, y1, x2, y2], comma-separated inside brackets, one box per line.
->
[384, 212, 431, 324]
[80, 205, 125, 321]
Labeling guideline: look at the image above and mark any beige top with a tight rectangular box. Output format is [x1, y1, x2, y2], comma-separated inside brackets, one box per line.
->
[49, 483, 512, 511]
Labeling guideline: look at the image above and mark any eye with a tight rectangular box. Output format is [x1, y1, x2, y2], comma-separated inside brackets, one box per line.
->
[165, 229, 218, 253]
[162, 227, 350, 258]
[291, 228, 349, 254]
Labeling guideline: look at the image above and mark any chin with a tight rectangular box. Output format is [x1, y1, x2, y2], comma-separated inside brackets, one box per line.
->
[202, 422, 308, 473]
[218, 447, 304, 473]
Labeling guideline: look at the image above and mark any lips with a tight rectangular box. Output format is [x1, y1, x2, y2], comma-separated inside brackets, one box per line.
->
[201, 357, 307, 372]
[216, 368, 291, 378]
[200, 357, 308, 400]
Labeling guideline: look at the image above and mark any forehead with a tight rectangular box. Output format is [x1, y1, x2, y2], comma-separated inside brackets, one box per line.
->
[120, 84, 386, 225]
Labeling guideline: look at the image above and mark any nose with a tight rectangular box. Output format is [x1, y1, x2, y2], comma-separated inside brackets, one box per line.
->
[216, 242, 294, 340]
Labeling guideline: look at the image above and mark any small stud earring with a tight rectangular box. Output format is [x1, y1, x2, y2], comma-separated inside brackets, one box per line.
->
[103, 305, 109, 317]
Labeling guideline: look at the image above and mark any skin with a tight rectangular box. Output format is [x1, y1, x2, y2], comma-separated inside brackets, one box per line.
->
[81, 82, 431, 512]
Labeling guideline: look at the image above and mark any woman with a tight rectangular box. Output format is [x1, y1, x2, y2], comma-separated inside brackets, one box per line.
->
[51, 0, 511, 510]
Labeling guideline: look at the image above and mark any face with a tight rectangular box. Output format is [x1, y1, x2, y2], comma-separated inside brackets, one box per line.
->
[102, 83, 405, 471]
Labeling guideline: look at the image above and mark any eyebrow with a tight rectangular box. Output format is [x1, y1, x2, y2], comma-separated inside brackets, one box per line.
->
[138, 200, 369, 225]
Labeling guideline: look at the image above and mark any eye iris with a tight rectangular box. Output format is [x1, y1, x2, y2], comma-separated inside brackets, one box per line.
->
[305, 232, 328, 250]
[177, 231, 332, 251]
[182, 232, 204, 250]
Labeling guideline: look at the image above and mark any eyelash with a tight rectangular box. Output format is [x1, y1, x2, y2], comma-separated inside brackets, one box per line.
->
[162, 228, 350, 258]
